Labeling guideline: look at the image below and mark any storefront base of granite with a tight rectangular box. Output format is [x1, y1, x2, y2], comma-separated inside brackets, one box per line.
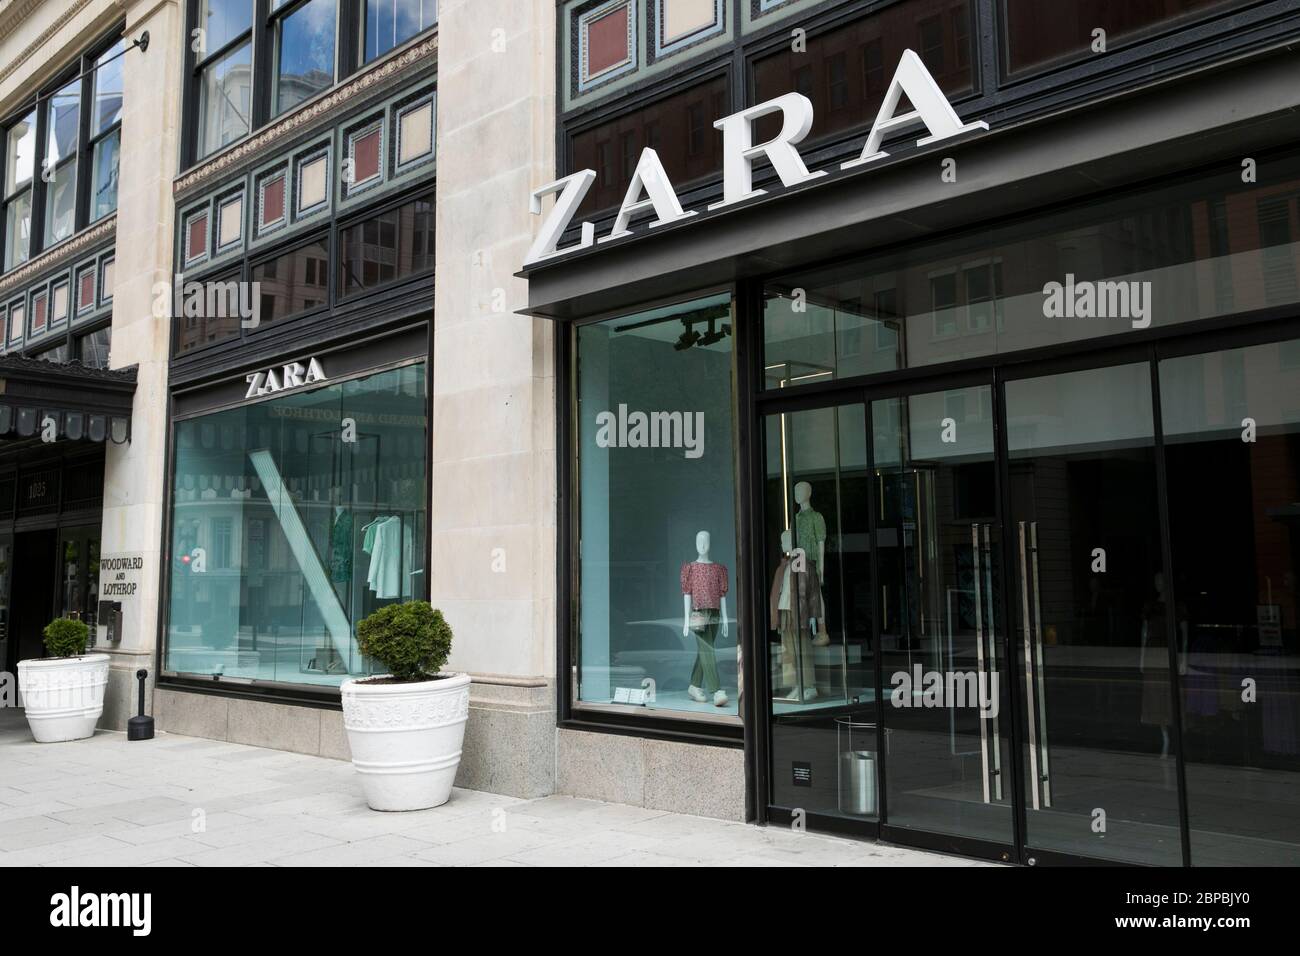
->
[556, 728, 745, 822]
[99, 651, 157, 733]
[152, 678, 557, 799]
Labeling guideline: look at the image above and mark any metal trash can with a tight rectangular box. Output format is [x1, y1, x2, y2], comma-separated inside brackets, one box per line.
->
[836, 716, 878, 817]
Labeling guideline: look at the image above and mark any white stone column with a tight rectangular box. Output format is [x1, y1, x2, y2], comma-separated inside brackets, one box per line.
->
[432, 0, 557, 796]
[98, 0, 181, 728]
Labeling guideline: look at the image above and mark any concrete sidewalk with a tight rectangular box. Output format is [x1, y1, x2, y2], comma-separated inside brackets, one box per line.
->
[0, 709, 985, 867]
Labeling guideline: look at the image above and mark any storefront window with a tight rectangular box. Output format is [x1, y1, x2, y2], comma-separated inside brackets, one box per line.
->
[574, 293, 740, 719]
[765, 152, 1300, 388]
[165, 361, 427, 687]
[1159, 338, 1300, 866]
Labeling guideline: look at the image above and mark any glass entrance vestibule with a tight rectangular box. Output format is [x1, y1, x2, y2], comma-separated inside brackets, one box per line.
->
[762, 336, 1300, 867]
[753, 152, 1300, 866]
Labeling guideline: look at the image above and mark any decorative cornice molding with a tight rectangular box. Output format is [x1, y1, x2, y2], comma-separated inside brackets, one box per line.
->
[174, 32, 438, 197]
[0, 0, 47, 47]
[0, 0, 96, 87]
[0, 215, 115, 297]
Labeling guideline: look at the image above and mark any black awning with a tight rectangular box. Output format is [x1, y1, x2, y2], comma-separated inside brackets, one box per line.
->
[0, 355, 136, 445]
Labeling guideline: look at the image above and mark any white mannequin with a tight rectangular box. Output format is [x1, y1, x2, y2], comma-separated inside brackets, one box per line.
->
[683, 529, 729, 708]
[683, 530, 729, 637]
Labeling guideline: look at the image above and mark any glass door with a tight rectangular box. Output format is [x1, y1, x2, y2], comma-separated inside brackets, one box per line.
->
[872, 380, 1015, 852]
[1002, 361, 1182, 865]
[57, 526, 101, 636]
[763, 401, 877, 823]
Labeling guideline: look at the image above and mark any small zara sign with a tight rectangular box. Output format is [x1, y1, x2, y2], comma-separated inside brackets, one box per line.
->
[245, 357, 327, 398]
[524, 49, 989, 267]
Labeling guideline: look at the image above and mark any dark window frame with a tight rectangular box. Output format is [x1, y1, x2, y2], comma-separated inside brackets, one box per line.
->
[0, 24, 126, 275]
[180, 0, 438, 170]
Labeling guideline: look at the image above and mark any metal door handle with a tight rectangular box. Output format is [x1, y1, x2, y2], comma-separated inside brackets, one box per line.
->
[1019, 520, 1052, 810]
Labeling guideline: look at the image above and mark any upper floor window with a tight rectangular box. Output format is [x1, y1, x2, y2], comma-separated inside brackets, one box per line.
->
[1, 30, 125, 274]
[3, 112, 36, 271]
[91, 41, 126, 222]
[193, 0, 255, 159]
[274, 0, 339, 113]
[186, 0, 436, 167]
[363, 0, 437, 64]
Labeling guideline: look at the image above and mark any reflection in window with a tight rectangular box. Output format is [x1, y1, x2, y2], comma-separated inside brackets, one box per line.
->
[78, 326, 111, 368]
[197, 41, 253, 158]
[274, 0, 337, 115]
[764, 149, 1300, 384]
[339, 192, 434, 296]
[1004, 363, 1180, 865]
[252, 239, 329, 324]
[36, 342, 71, 364]
[575, 294, 740, 719]
[364, 0, 437, 63]
[91, 130, 121, 221]
[571, 75, 728, 218]
[1160, 339, 1300, 866]
[3, 191, 32, 272]
[173, 270, 244, 355]
[1002, 0, 1250, 76]
[89, 40, 125, 221]
[165, 362, 428, 686]
[751, 1, 974, 146]
[44, 76, 81, 244]
[199, 0, 254, 55]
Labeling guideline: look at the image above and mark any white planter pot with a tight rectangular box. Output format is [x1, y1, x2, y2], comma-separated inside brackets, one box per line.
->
[340, 672, 471, 811]
[17, 654, 111, 743]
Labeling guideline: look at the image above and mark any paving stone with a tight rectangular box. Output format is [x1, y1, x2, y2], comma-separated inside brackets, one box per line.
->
[0, 710, 984, 868]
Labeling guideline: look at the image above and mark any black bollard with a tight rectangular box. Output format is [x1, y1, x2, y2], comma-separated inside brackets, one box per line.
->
[127, 668, 154, 741]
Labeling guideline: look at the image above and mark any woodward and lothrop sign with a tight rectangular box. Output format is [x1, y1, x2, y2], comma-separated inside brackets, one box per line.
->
[524, 49, 989, 267]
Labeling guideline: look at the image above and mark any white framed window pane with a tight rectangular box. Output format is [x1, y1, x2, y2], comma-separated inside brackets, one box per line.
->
[198, 0, 254, 55]
[93, 40, 126, 135]
[197, 41, 252, 158]
[43, 165, 77, 245]
[92, 129, 121, 220]
[364, 0, 436, 63]
[4, 112, 36, 196]
[274, 0, 337, 116]
[46, 79, 80, 167]
[4, 191, 32, 270]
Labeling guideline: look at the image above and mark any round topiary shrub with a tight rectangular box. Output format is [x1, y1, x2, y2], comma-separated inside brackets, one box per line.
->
[43, 618, 90, 658]
[356, 601, 453, 682]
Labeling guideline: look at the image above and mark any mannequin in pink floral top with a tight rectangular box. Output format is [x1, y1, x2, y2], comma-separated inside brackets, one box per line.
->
[680, 530, 730, 707]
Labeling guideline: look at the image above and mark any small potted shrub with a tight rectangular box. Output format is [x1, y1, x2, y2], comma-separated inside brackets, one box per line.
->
[340, 601, 470, 811]
[18, 618, 110, 743]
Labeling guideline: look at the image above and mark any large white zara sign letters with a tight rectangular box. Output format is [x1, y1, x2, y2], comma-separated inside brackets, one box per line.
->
[524, 49, 989, 266]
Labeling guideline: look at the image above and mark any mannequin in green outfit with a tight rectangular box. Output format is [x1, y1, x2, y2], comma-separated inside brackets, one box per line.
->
[793, 481, 830, 646]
